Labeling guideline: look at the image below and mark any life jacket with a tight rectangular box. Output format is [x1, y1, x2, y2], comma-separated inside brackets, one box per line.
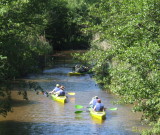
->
[94, 103, 104, 111]
[59, 90, 65, 96]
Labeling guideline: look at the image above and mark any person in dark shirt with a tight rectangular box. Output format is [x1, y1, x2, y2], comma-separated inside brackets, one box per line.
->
[94, 99, 104, 112]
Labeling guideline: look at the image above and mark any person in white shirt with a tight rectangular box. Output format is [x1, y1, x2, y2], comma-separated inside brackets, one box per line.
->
[89, 96, 99, 108]
[49, 84, 61, 94]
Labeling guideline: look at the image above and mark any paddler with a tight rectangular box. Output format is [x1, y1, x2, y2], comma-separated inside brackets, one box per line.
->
[89, 96, 99, 108]
[94, 99, 104, 112]
[49, 84, 61, 94]
[55, 85, 65, 96]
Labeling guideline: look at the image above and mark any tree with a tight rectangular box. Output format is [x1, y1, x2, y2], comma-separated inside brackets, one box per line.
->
[73, 0, 160, 134]
[0, 0, 52, 116]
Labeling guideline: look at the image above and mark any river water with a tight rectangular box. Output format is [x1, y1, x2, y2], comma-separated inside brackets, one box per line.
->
[0, 51, 147, 135]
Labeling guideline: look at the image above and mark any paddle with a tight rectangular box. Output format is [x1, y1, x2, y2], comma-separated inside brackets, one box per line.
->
[75, 107, 118, 114]
[75, 105, 117, 112]
[109, 108, 118, 111]
[75, 105, 83, 109]
[75, 110, 92, 113]
[67, 92, 75, 95]
[48, 91, 75, 96]
[75, 111, 84, 113]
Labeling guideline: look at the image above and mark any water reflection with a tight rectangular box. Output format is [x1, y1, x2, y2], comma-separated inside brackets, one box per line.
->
[68, 97, 75, 103]
[91, 117, 105, 125]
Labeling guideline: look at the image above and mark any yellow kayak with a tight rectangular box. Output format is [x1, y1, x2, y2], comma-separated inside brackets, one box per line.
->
[89, 108, 106, 120]
[68, 72, 86, 76]
[51, 94, 67, 103]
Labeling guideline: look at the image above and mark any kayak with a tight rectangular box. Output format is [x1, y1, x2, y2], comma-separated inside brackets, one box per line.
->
[68, 72, 86, 76]
[88, 108, 106, 120]
[51, 94, 67, 103]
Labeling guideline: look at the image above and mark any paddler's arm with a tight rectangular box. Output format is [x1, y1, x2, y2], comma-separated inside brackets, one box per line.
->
[93, 106, 96, 111]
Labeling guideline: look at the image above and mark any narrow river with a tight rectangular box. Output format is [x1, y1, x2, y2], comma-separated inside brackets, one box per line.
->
[0, 52, 147, 135]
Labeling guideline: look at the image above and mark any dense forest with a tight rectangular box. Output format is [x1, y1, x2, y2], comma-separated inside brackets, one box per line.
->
[0, 0, 159, 134]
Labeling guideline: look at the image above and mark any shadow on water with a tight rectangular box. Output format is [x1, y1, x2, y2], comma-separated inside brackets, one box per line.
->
[11, 99, 41, 107]
[0, 120, 139, 135]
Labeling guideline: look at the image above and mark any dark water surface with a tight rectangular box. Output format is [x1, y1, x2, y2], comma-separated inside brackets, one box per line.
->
[0, 53, 148, 135]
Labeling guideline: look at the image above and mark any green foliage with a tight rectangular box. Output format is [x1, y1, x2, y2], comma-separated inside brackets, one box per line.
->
[0, 97, 12, 117]
[0, 0, 52, 116]
[0, 56, 8, 81]
[0, 80, 12, 117]
[141, 121, 160, 135]
[45, 0, 91, 50]
[73, 0, 160, 134]
[0, 0, 52, 79]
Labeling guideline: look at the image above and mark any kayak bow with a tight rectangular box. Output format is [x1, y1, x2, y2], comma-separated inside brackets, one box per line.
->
[68, 72, 86, 76]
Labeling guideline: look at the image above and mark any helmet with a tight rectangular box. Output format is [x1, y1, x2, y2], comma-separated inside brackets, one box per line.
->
[56, 84, 60, 87]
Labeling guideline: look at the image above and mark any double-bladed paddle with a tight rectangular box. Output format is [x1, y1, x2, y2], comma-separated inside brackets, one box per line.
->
[75, 105, 117, 113]
[48, 92, 75, 96]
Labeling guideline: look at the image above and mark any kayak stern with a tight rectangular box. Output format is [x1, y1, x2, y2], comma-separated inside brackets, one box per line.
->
[89, 108, 106, 120]
[51, 94, 67, 103]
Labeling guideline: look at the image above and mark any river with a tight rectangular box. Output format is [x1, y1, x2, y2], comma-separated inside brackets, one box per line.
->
[0, 51, 148, 135]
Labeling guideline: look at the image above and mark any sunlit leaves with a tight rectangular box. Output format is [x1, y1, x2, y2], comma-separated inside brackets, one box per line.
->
[0, 0, 52, 79]
[74, 0, 160, 130]
[0, 0, 52, 117]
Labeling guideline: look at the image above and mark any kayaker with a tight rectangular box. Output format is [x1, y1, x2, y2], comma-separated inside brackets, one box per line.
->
[75, 65, 81, 72]
[94, 99, 104, 112]
[49, 84, 61, 94]
[89, 96, 99, 108]
[55, 85, 65, 96]
[75, 65, 89, 73]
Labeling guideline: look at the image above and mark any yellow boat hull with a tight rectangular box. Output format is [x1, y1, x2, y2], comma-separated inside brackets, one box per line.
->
[51, 94, 67, 103]
[89, 108, 106, 120]
[68, 72, 86, 76]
